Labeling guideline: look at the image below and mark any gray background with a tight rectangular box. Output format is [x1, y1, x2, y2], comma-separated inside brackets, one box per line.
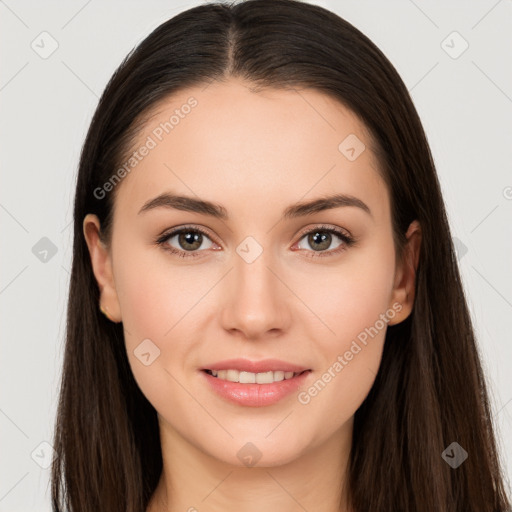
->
[1, 0, 511, 509]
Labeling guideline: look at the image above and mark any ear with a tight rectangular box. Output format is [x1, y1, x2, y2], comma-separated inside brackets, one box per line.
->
[387, 220, 422, 326]
[82, 214, 122, 323]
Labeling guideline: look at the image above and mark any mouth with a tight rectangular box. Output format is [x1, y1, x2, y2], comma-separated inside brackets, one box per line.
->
[202, 369, 310, 384]
[201, 367, 313, 407]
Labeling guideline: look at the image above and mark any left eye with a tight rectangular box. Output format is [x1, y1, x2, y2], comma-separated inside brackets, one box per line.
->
[297, 229, 345, 252]
[294, 226, 355, 257]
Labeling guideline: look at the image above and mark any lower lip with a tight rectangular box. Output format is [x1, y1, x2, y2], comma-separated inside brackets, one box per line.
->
[201, 370, 312, 407]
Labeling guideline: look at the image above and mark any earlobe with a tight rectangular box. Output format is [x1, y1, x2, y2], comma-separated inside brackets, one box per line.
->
[82, 214, 122, 323]
[387, 220, 422, 326]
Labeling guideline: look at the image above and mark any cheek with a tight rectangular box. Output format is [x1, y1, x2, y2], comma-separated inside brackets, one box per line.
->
[291, 239, 395, 423]
[111, 246, 171, 371]
[298, 235, 396, 352]
[294, 307, 389, 446]
[116, 266, 165, 343]
[114, 244, 205, 344]
[112, 247, 213, 396]
[115, 261, 195, 422]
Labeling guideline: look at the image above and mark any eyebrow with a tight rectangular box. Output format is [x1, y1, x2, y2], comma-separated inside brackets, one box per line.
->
[138, 192, 372, 220]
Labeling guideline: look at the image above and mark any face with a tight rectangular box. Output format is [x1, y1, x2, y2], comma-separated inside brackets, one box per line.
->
[84, 77, 419, 468]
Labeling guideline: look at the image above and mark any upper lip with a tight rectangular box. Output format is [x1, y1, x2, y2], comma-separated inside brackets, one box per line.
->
[202, 358, 310, 373]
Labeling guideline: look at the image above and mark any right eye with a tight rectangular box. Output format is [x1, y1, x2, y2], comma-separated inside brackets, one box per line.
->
[156, 226, 218, 258]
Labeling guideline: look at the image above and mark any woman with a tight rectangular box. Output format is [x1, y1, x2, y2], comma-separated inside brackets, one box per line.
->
[51, 1, 511, 510]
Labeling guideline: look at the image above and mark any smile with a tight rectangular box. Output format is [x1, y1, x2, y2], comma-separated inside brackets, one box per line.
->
[201, 369, 312, 407]
[203, 369, 308, 384]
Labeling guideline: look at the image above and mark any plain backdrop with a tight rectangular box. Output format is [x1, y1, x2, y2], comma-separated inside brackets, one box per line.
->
[1, 1, 511, 510]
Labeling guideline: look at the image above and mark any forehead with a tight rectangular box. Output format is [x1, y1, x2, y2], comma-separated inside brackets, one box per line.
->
[112, 77, 388, 223]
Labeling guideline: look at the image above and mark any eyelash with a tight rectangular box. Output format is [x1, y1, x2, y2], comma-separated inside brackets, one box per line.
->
[155, 224, 356, 259]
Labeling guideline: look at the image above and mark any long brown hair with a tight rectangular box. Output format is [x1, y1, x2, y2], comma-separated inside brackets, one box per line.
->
[51, 1, 511, 510]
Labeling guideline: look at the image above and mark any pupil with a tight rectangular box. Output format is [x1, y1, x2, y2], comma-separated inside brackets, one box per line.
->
[309, 231, 330, 251]
[179, 231, 202, 250]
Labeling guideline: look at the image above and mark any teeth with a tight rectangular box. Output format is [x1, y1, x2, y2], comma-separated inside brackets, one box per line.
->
[209, 369, 302, 383]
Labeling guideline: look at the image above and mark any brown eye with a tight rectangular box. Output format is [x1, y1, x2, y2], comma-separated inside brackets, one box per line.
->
[303, 230, 335, 251]
[295, 225, 355, 258]
[176, 231, 204, 251]
[156, 226, 216, 258]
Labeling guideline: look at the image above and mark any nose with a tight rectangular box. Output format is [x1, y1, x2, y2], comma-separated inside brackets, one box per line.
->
[219, 246, 292, 340]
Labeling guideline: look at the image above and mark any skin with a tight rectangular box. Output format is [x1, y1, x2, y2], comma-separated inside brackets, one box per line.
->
[83, 77, 421, 512]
